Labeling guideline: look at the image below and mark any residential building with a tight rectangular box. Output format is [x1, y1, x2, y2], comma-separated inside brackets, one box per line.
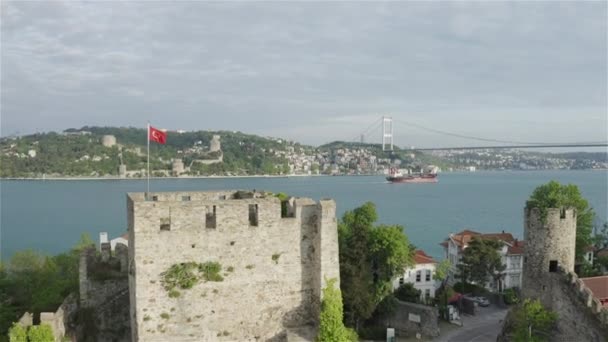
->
[393, 250, 437, 300]
[440, 229, 524, 291]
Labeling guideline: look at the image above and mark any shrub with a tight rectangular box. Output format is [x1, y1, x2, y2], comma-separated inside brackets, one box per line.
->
[168, 289, 181, 298]
[160, 312, 170, 320]
[271, 253, 281, 264]
[512, 299, 557, 342]
[394, 283, 421, 303]
[504, 288, 519, 305]
[27, 324, 54, 342]
[199, 262, 223, 282]
[8, 323, 27, 342]
[317, 278, 358, 342]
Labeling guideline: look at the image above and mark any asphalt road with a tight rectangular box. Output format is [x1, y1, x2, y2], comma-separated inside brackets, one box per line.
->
[435, 306, 508, 342]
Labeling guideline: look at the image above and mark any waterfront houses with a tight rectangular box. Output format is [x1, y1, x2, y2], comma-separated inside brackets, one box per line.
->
[393, 250, 438, 300]
[440, 230, 524, 291]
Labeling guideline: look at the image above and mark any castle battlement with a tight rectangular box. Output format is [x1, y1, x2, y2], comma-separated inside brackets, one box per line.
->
[127, 190, 339, 341]
[127, 190, 335, 234]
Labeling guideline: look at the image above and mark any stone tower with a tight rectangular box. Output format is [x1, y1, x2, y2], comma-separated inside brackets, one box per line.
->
[209, 135, 221, 152]
[127, 190, 339, 341]
[522, 207, 576, 304]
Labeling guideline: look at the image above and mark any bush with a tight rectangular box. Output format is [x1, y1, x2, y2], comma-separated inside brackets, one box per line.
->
[8, 323, 27, 342]
[512, 299, 557, 342]
[27, 324, 54, 342]
[504, 288, 519, 305]
[394, 283, 421, 303]
[453, 282, 488, 296]
[317, 278, 358, 342]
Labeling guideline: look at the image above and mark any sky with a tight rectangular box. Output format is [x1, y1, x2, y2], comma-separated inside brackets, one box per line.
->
[1, 1, 607, 148]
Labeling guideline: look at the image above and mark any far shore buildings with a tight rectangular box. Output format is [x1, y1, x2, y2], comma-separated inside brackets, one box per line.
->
[393, 250, 438, 300]
[441, 229, 524, 291]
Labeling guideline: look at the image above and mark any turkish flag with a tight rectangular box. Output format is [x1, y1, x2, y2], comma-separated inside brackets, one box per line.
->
[149, 126, 167, 144]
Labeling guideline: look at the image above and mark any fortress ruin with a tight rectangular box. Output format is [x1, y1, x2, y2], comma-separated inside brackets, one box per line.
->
[127, 190, 340, 341]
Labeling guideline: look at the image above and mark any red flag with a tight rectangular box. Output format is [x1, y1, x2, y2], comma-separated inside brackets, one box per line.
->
[149, 126, 167, 144]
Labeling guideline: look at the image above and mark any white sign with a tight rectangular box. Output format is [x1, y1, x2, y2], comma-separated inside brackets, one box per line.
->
[408, 313, 421, 323]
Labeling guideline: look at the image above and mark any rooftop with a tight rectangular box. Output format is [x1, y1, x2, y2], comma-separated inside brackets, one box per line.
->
[414, 250, 436, 264]
[581, 276, 608, 307]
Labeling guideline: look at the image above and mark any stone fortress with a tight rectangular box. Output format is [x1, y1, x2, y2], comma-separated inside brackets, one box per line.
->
[127, 190, 340, 341]
[516, 207, 608, 341]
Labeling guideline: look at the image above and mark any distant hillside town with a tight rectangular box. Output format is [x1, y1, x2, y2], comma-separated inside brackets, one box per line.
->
[0, 126, 606, 178]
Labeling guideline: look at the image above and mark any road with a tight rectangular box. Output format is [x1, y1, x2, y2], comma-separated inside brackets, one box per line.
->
[435, 306, 508, 342]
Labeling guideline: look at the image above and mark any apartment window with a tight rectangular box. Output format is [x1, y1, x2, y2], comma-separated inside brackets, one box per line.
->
[425, 289, 431, 298]
[425, 270, 431, 282]
[181, 195, 191, 201]
[399, 277, 404, 286]
[416, 271, 421, 282]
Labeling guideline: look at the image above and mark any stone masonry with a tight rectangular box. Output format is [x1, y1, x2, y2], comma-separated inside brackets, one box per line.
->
[519, 207, 608, 341]
[522, 207, 576, 302]
[127, 190, 340, 341]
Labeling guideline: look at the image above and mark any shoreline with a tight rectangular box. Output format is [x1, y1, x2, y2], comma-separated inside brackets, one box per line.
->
[1, 169, 606, 181]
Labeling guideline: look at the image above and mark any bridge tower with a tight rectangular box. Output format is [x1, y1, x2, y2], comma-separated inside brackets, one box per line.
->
[382, 116, 393, 151]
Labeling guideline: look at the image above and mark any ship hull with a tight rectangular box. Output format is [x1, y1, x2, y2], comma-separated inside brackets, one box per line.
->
[386, 175, 438, 183]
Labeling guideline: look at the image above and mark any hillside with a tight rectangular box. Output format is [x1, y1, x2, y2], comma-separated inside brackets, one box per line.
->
[0, 127, 298, 177]
[1, 128, 606, 178]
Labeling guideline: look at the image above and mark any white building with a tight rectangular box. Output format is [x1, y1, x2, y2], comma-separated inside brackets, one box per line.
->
[393, 250, 438, 300]
[99, 232, 129, 251]
[28, 149, 37, 158]
[440, 229, 524, 291]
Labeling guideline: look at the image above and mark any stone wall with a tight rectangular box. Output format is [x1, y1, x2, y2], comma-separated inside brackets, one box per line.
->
[500, 270, 608, 341]
[127, 190, 340, 342]
[16, 294, 78, 342]
[377, 300, 440, 338]
[78, 244, 131, 341]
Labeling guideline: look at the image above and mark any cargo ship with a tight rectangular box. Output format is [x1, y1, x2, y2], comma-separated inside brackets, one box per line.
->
[386, 166, 438, 183]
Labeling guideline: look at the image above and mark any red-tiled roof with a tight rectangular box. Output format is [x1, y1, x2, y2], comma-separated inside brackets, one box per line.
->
[581, 276, 608, 307]
[119, 233, 129, 240]
[414, 250, 436, 264]
[508, 240, 525, 255]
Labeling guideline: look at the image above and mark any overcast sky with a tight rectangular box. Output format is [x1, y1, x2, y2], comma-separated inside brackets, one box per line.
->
[1, 1, 607, 148]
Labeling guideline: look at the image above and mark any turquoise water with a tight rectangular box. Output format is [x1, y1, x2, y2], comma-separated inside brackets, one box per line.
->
[1, 171, 607, 261]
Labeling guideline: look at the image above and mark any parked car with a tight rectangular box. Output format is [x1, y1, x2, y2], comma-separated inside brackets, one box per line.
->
[475, 296, 490, 307]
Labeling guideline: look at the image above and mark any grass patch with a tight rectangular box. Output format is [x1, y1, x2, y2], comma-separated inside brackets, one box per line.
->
[245, 264, 255, 270]
[160, 312, 170, 320]
[161, 261, 223, 294]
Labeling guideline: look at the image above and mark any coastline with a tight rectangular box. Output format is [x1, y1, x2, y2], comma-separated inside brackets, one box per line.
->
[1, 169, 606, 181]
[0, 174, 329, 181]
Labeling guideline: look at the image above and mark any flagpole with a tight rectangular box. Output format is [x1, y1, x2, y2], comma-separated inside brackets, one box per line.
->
[147, 122, 150, 196]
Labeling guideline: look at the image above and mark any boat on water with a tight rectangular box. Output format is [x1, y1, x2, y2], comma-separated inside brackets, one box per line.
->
[386, 165, 438, 183]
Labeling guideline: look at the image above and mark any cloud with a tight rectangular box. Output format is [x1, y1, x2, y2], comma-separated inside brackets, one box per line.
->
[1, 1, 606, 147]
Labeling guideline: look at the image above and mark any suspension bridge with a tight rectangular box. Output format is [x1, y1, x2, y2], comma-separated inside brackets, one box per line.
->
[351, 116, 608, 151]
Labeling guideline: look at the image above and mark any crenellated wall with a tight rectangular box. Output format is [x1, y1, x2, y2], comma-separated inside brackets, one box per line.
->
[127, 190, 340, 342]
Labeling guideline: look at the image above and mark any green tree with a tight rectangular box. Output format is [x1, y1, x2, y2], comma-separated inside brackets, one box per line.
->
[458, 237, 505, 289]
[434, 259, 451, 283]
[526, 181, 595, 262]
[26, 324, 54, 342]
[393, 283, 421, 303]
[8, 323, 27, 342]
[512, 299, 557, 342]
[339, 202, 413, 330]
[317, 278, 358, 342]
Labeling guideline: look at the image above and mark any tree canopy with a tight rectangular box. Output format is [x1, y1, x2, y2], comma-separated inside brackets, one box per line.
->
[457, 237, 505, 289]
[338, 202, 414, 330]
[512, 299, 558, 342]
[527, 180, 595, 261]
